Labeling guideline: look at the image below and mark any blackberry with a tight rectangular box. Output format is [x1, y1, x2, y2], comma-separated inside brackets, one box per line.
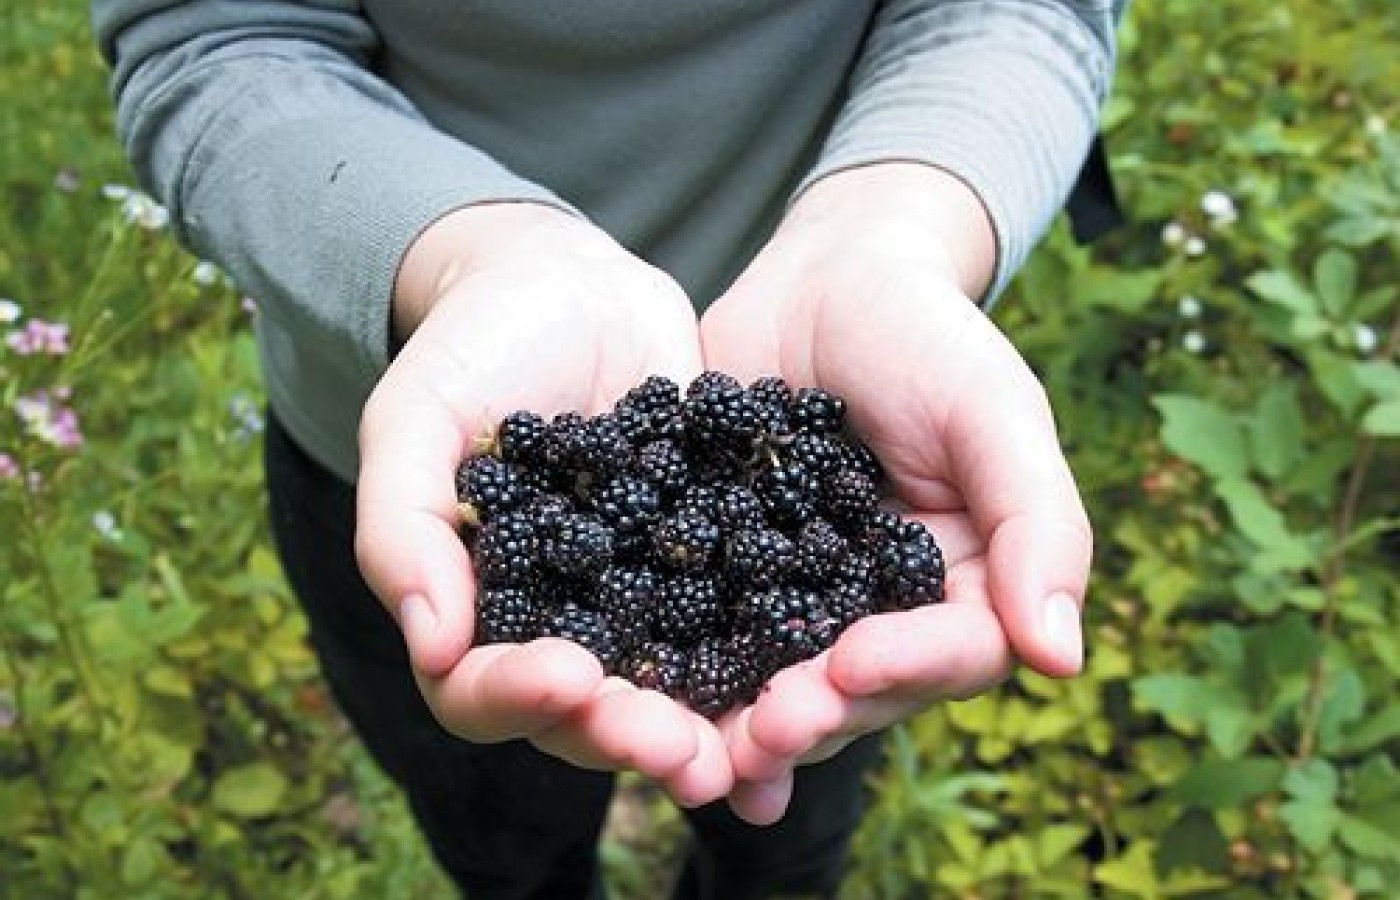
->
[737, 587, 838, 666]
[724, 527, 797, 591]
[784, 431, 847, 479]
[455, 456, 532, 525]
[634, 439, 691, 499]
[794, 519, 849, 585]
[543, 602, 622, 671]
[615, 375, 683, 442]
[821, 468, 878, 528]
[574, 413, 633, 477]
[753, 461, 819, 528]
[684, 638, 748, 718]
[595, 565, 659, 637]
[791, 387, 846, 434]
[473, 511, 542, 586]
[872, 517, 946, 610]
[655, 574, 726, 646]
[624, 641, 689, 698]
[653, 509, 721, 570]
[591, 474, 662, 541]
[543, 513, 615, 577]
[832, 549, 877, 591]
[475, 586, 543, 644]
[544, 412, 588, 472]
[683, 371, 762, 453]
[825, 582, 877, 629]
[713, 484, 766, 531]
[840, 439, 884, 482]
[748, 376, 793, 437]
[496, 411, 550, 466]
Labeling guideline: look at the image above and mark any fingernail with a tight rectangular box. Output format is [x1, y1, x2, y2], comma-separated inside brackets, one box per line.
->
[398, 594, 436, 636]
[1042, 592, 1083, 672]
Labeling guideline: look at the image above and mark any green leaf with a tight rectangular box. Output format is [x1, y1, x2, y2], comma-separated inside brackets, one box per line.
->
[1338, 812, 1400, 861]
[1361, 399, 1400, 436]
[211, 762, 288, 819]
[1152, 395, 1248, 481]
[1248, 384, 1306, 480]
[1094, 840, 1159, 897]
[1037, 824, 1091, 868]
[1313, 248, 1358, 315]
[1246, 270, 1315, 314]
[1157, 810, 1228, 875]
[1213, 479, 1314, 571]
[1284, 759, 1339, 804]
[1352, 755, 1400, 804]
[1280, 797, 1338, 852]
[1169, 757, 1285, 809]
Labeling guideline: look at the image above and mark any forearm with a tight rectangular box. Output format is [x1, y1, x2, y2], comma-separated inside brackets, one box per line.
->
[796, 0, 1124, 305]
[94, 0, 573, 377]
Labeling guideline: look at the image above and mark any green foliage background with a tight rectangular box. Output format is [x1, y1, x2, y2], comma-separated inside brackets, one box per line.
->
[1, 1, 1396, 897]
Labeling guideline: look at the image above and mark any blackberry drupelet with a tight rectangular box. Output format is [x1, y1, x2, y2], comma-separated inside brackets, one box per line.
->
[753, 460, 819, 528]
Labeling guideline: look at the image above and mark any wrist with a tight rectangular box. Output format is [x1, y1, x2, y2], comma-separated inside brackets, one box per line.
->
[392, 201, 599, 340]
[784, 162, 997, 300]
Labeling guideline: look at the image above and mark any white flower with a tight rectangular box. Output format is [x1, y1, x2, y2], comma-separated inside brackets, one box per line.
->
[100, 183, 132, 201]
[92, 510, 123, 541]
[1177, 295, 1203, 319]
[1201, 190, 1238, 225]
[1353, 323, 1378, 354]
[1366, 115, 1387, 137]
[1161, 221, 1187, 246]
[121, 192, 170, 230]
[0, 298, 20, 324]
[1183, 331, 1207, 354]
[192, 261, 220, 286]
[1184, 236, 1207, 257]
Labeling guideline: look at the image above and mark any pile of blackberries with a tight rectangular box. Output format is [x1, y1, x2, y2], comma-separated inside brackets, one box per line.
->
[454, 372, 945, 719]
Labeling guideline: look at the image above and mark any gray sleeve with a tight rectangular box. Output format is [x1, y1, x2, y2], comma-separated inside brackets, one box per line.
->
[92, 0, 574, 381]
[797, 0, 1125, 304]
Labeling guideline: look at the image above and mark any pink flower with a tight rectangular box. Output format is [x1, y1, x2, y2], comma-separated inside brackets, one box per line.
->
[14, 390, 83, 449]
[5, 319, 70, 356]
[0, 453, 18, 480]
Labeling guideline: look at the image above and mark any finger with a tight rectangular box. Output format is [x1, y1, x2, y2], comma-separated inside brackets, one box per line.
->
[744, 657, 850, 762]
[357, 368, 475, 677]
[726, 773, 794, 827]
[722, 705, 791, 783]
[825, 590, 1014, 700]
[533, 681, 700, 779]
[419, 638, 603, 742]
[662, 710, 736, 808]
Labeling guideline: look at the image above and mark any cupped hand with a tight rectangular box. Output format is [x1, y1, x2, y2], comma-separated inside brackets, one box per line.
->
[700, 164, 1093, 823]
[355, 203, 731, 806]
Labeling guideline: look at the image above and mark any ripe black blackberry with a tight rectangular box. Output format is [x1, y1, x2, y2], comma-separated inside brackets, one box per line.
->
[825, 582, 877, 629]
[473, 510, 543, 587]
[591, 474, 662, 543]
[496, 410, 550, 466]
[543, 602, 622, 672]
[713, 484, 766, 531]
[624, 642, 689, 698]
[821, 468, 879, 528]
[784, 431, 846, 479]
[791, 387, 846, 434]
[634, 439, 691, 499]
[653, 509, 721, 571]
[574, 413, 633, 477]
[595, 565, 659, 637]
[870, 516, 946, 610]
[455, 456, 533, 525]
[543, 513, 615, 577]
[736, 587, 832, 668]
[615, 375, 683, 442]
[753, 460, 819, 528]
[683, 371, 762, 453]
[475, 586, 543, 644]
[794, 518, 849, 585]
[684, 638, 749, 718]
[654, 574, 726, 646]
[724, 527, 797, 591]
[748, 375, 793, 436]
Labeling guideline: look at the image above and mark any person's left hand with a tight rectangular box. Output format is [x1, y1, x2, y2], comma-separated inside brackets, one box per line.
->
[699, 164, 1093, 825]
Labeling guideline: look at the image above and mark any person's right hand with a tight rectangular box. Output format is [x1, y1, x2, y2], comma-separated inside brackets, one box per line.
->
[354, 203, 732, 807]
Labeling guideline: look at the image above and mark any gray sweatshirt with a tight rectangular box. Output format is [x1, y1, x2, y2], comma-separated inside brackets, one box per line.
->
[93, 0, 1122, 485]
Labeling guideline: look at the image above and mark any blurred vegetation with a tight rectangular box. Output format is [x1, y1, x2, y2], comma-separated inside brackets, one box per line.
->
[1, 1, 1396, 898]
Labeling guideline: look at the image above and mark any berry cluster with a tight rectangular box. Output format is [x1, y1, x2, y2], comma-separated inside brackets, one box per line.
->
[454, 373, 945, 719]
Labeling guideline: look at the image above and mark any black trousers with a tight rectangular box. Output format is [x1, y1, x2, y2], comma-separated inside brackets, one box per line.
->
[263, 414, 883, 899]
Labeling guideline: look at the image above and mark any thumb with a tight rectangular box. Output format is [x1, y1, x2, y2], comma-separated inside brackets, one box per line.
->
[947, 359, 1093, 677]
[356, 370, 476, 677]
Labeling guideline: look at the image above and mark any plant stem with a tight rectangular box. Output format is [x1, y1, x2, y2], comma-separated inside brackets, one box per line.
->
[1296, 311, 1400, 761]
